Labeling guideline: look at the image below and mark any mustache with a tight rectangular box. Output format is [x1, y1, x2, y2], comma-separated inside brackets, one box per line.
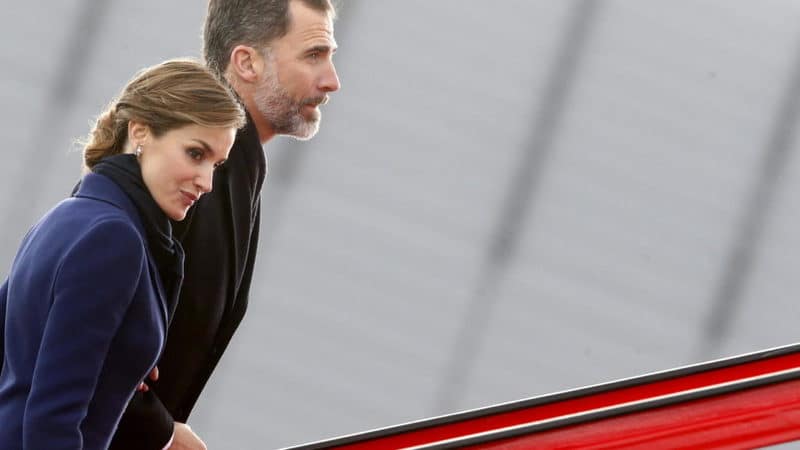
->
[302, 95, 329, 107]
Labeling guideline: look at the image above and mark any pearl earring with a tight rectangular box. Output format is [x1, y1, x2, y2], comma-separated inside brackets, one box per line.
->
[135, 145, 142, 158]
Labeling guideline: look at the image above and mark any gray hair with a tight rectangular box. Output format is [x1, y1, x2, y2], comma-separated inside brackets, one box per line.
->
[203, 0, 335, 80]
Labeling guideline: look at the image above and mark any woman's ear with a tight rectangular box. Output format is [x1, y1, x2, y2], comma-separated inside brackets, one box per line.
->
[127, 120, 150, 147]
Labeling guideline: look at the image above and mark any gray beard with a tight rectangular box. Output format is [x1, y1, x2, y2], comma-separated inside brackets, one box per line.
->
[253, 69, 320, 140]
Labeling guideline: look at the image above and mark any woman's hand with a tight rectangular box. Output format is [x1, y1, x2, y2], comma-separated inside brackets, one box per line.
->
[136, 366, 159, 392]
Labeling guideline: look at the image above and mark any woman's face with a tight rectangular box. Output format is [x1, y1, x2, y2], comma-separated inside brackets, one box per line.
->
[137, 124, 236, 221]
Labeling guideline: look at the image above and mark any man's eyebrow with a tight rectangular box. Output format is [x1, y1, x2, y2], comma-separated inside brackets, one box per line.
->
[307, 44, 337, 54]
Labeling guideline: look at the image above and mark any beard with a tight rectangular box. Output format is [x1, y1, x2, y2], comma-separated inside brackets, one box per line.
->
[253, 62, 326, 141]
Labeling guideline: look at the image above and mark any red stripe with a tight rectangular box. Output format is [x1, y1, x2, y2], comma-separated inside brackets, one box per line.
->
[466, 378, 800, 449]
[329, 352, 800, 449]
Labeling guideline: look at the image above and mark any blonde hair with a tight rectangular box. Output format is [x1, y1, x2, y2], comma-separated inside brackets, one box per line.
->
[83, 59, 246, 171]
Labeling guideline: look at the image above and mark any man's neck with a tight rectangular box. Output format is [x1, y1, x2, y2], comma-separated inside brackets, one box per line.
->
[242, 100, 276, 145]
[229, 81, 275, 145]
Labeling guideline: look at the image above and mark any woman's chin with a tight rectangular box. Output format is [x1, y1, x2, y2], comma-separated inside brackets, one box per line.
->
[166, 207, 188, 222]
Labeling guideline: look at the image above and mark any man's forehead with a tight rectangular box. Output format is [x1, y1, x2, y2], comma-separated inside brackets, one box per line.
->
[285, 1, 335, 39]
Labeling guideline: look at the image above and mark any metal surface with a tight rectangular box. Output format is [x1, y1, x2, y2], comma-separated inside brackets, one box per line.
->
[284, 343, 800, 450]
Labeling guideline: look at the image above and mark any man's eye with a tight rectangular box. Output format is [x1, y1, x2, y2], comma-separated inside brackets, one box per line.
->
[308, 51, 319, 61]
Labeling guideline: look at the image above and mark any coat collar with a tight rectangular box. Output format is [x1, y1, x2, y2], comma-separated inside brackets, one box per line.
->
[74, 172, 146, 235]
[73, 171, 171, 330]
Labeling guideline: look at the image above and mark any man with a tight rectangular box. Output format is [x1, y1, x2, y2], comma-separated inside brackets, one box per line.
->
[110, 1, 340, 448]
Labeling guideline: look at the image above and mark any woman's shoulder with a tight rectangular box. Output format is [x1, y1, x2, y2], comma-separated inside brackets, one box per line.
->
[37, 197, 146, 253]
[11, 197, 148, 280]
[54, 194, 138, 225]
[54, 209, 148, 276]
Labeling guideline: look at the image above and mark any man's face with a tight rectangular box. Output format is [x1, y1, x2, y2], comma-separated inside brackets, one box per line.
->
[253, 0, 340, 140]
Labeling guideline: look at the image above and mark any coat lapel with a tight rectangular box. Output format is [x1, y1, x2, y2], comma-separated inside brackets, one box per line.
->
[74, 173, 171, 331]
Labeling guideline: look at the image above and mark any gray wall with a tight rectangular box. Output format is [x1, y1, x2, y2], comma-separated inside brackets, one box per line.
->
[2, 0, 800, 448]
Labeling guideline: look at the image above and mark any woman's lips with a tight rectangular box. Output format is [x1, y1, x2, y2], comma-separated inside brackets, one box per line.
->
[180, 190, 198, 207]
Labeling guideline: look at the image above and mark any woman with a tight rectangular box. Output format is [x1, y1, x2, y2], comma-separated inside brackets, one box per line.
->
[0, 59, 244, 449]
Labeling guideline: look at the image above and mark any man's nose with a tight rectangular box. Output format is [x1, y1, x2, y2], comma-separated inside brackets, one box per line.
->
[319, 61, 341, 93]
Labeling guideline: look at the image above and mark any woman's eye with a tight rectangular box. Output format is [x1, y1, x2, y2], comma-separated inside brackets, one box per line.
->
[187, 148, 203, 160]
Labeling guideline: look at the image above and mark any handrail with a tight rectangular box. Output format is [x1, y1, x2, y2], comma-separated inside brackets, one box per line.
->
[282, 343, 800, 449]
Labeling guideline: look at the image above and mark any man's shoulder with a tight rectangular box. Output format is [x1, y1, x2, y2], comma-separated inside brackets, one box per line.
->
[205, 121, 266, 199]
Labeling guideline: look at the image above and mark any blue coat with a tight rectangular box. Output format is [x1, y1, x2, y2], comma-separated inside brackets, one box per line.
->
[0, 173, 168, 449]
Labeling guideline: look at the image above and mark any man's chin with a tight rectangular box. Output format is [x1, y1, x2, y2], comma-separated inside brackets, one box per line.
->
[287, 119, 320, 141]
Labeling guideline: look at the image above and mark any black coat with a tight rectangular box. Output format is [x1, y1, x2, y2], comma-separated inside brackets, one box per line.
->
[111, 114, 267, 449]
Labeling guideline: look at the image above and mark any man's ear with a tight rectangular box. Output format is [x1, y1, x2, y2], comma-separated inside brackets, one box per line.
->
[128, 120, 150, 146]
[228, 45, 263, 84]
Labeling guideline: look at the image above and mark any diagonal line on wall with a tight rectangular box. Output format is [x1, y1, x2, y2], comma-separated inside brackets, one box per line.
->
[698, 42, 800, 360]
[1, 0, 112, 257]
[433, 0, 602, 414]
